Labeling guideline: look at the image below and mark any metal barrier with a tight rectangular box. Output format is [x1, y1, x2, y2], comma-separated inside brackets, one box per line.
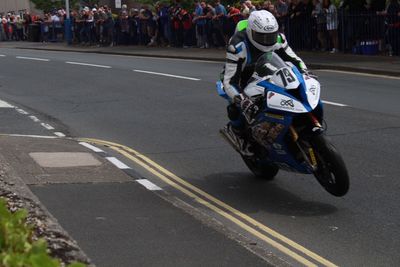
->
[3, 11, 399, 56]
[282, 11, 399, 56]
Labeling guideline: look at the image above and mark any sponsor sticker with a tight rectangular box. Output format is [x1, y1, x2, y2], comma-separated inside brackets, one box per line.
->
[280, 99, 294, 107]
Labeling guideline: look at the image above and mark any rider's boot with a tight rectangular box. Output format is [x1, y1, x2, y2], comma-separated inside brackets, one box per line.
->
[223, 123, 254, 157]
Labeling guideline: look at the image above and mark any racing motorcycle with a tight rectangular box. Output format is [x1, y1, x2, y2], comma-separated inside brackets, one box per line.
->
[217, 52, 349, 197]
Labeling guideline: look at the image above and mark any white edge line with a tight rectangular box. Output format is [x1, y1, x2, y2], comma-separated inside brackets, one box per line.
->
[133, 69, 201, 81]
[317, 69, 400, 80]
[54, 132, 66, 137]
[40, 123, 55, 130]
[16, 56, 49, 62]
[106, 157, 131, 169]
[0, 134, 58, 139]
[322, 100, 348, 107]
[136, 179, 163, 191]
[66, 61, 111, 69]
[79, 142, 105, 153]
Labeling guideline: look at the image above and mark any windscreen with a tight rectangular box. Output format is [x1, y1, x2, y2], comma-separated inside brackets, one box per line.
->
[254, 52, 287, 77]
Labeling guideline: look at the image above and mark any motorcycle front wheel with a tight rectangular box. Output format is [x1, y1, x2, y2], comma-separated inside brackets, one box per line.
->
[311, 134, 350, 197]
[242, 156, 279, 181]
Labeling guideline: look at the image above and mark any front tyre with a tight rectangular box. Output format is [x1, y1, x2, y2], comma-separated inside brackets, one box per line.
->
[242, 156, 279, 180]
[312, 135, 350, 197]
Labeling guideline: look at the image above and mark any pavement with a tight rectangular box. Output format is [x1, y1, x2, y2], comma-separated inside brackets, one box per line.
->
[0, 46, 399, 266]
[1, 41, 400, 76]
[0, 106, 272, 267]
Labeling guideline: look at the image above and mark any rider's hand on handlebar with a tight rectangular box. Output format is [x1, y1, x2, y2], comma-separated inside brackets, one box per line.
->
[302, 69, 318, 80]
[236, 95, 259, 124]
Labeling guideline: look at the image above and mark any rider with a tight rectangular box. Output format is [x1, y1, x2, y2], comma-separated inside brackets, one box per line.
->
[221, 10, 310, 156]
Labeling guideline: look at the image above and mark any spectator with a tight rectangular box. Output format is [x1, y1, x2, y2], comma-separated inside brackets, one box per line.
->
[312, 0, 327, 51]
[118, 9, 130, 45]
[193, 0, 207, 48]
[245, 1, 257, 14]
[179, 8, 193, 48]
[104, 6, 115, 46]
[324, 0, 339, 53]
[289, 0, 306, 49]
[276, 0, 288, 32]
[263, 1, 272, 11]
[212, 0, 227, 48]
[241, 1, 250, 18]
[225, 5, 241, 38]
[129, 8, 139, 45]
[15, 16, 24, 41]
[303, 0, 314, 49]
[377, 0, 400, 56]
[170, 1, 183, 47]
[156, 2, 170, 46]
[0, 17, 5, 41]
[23, 11, 32, 40]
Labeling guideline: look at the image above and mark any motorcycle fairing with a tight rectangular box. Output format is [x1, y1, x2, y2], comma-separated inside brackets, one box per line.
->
[216, 81, 229, 101]
[254, 112, 314, 174]
[257, 67, 318, 114]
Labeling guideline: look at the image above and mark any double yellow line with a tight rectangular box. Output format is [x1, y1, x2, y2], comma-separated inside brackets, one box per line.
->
[79, 138, 337, 267]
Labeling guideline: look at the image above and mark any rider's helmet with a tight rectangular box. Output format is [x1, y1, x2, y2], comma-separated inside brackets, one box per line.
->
[246, 10, 279, 52]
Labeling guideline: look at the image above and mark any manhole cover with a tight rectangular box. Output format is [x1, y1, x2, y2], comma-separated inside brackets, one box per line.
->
[30, 152, 102, 168]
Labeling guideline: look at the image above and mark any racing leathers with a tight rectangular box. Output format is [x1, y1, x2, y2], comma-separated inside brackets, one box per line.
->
[221, 21, 308, 155]
[222, 21, 308, 101]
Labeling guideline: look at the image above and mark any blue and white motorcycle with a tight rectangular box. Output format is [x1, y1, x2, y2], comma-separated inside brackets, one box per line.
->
[217, 52, 349, 197]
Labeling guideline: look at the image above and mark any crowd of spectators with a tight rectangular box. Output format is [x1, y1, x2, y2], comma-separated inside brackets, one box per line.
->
[0, 0, 399, 55]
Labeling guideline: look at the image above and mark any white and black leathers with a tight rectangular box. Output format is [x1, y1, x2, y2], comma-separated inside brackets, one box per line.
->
[222, 30, 308, 101]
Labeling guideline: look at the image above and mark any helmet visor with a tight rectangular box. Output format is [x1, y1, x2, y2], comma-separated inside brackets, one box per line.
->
[252, 31, 278, 46]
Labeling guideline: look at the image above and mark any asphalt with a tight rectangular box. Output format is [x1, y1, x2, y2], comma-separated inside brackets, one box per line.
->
[0, 47, 399, 266]
[1, 41, 400, 76]
[0, 106, 269, 267]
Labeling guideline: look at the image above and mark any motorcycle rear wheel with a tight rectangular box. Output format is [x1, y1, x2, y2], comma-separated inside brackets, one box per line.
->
[312, 135, 349, 197]
[242, 156, 279, 180]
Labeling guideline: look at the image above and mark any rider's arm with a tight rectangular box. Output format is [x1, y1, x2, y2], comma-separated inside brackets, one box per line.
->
[223, 39, 247, 101]
[275, 34, 307, 72]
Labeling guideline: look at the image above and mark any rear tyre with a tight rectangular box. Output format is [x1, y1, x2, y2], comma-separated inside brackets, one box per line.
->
[242, 156, 279, 180]
[312, 135, 349, 197]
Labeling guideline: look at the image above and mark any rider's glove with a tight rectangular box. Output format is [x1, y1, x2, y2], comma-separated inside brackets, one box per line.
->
[234, 94, 259, 124]
[302, 69, 318, 80]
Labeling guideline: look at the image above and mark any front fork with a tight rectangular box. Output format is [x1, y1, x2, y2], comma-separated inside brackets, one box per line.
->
[289, 113, 324, 171]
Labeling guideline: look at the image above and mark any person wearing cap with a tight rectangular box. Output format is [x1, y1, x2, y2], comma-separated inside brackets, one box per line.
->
[220, 10, 309, 156]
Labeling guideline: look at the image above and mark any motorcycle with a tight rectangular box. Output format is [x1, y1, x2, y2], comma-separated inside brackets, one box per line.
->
[217, 52, 349, 197]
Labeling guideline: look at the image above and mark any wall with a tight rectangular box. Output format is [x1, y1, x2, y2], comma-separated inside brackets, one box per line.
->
[0, 0, 41, 16]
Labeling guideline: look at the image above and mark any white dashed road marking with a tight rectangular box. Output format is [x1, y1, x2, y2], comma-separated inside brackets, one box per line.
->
[40, 123, 55, 130]
[0, 55, 6, 57]
[322, 100, 348, 107]
[0, 134, 58, 139]
[29, 115, 40, 122]
[16, 108, 29, 115]
[16, 56, 50, 62]
[136, 179, 163, 191]
[79, 142, 105, 153]
[0, 100, 14, 108]
[54, 132, 66, 137]
[106, 157, 131, 169]
[66, 61, 111, 69]
[133, 69, 201, 81]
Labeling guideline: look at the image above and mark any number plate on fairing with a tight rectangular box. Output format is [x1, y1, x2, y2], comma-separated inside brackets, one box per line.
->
[270, 67, 300, 90]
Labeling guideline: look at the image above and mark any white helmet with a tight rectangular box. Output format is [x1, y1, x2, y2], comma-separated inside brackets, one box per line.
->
[246, 10, 279, 52]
